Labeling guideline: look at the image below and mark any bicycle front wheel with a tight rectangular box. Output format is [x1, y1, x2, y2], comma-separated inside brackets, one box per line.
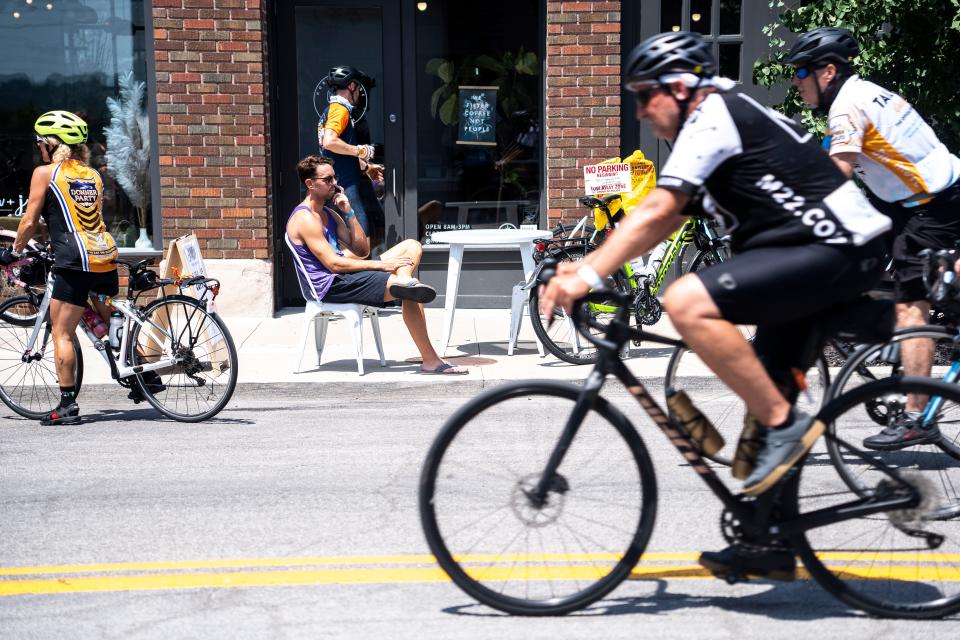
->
[126, 295, 238, 422]
[794, 377, 960, 618]
[0, 296, 83, 419]
[419, 381, 658, 615]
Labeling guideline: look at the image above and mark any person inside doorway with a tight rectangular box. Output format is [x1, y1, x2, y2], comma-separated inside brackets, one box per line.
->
[285, 155, 468, 376]
[317, 65, 386, 252]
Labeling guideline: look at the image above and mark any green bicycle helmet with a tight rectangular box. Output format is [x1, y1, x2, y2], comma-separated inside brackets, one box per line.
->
[34, 110, 88, 145]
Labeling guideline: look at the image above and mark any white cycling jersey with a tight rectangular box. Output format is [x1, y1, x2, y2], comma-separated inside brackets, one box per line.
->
[827, 75, 960, 204]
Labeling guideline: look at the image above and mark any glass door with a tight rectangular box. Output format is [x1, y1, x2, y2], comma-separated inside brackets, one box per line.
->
[274, 0, 403, 306]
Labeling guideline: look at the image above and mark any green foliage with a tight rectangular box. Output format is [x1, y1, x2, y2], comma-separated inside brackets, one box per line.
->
[426, 48, 539, 126]
[754, 0, 960, 149]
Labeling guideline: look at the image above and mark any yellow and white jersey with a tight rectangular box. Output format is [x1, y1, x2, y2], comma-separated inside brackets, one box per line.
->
[827, 75, 960, 204]
[43, 159, 118, 273]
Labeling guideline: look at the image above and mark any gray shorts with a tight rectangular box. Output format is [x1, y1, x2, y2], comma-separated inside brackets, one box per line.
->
[323, 270, 390, 307]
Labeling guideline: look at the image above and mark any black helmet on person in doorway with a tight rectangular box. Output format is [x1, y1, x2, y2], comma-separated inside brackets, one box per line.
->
[624, 31, 716, 90]
[326, 65, 375, 90]
[784, 27, 859, 67]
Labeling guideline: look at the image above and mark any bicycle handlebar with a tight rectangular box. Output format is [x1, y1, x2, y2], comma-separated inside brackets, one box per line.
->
[536, 258, 635, 353]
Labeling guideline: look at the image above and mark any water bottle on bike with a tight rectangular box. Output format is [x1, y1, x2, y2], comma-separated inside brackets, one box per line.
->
[80, 307, 108, 339]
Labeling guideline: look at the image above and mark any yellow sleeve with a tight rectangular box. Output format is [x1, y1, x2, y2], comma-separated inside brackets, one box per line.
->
[324, 103, 350, 136]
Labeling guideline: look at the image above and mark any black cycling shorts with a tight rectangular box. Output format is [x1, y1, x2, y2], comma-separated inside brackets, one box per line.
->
[889, 182, 960, 303]
[694, 238, 886, 394]
[51, 267, 119, 307]
[323, 270, 390, 307]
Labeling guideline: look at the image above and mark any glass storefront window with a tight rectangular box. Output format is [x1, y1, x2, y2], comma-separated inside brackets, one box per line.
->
[415, 0, 543, 244]
[0, 0, 152, 249]
[690, 0, 711, 35]
[719, 0, 742, 35]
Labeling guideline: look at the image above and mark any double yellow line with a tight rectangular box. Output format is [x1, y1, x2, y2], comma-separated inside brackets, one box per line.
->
[2, 552, 958, 597]
[0, 552, 702, 596]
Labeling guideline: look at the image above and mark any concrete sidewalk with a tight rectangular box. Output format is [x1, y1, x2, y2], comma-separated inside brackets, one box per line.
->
[77, 306, 686, 387]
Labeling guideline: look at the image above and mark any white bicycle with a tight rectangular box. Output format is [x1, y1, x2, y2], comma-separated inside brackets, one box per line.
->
[0, 248, 238, 422]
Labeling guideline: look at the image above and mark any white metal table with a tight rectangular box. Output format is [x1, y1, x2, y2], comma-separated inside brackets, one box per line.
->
[430, 228, 553, 356]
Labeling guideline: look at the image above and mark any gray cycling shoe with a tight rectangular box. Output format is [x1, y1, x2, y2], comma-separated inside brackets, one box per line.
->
[742, 410, 824, 497]
[863, 412, 941, 451]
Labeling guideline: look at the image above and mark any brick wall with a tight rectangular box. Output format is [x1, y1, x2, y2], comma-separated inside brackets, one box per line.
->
[545, 0, 622, 226]
[152, 0, 271, 260]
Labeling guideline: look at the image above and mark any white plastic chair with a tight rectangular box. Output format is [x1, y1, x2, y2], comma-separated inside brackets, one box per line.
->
[293, 299, 386, 376]
[508, 282, 546, 356]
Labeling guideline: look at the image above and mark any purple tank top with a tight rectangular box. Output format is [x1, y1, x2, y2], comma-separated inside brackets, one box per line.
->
[284, 205, 343, 301]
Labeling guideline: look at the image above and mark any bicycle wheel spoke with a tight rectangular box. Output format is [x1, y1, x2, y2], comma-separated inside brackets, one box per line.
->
[421, 383, 653, 614]
[799, 377, 960, 617]
[0, 300, 66, 419]
[128, 297, 236, 421]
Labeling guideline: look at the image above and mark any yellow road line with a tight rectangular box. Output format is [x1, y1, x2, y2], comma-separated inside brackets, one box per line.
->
[2, 552, 959, 597]
[0, 564, 713, 597]
[2, 562, 960, 597]
[0, 552, 701, 577]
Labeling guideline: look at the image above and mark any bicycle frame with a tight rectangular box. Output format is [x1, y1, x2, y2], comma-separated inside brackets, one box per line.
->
[530, 294, 921, 544]
[21, 270, 187, 383]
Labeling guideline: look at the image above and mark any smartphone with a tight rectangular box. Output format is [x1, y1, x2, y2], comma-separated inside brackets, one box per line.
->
[335, 185, 345, 195]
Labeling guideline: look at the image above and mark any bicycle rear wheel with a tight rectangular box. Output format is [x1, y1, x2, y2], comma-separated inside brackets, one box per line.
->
[419, 381, 657, 615]
[793, 377, 960, 618]
[824, 326, 958, 495]
[663, 346, 828, 465]
[0, 296, 83, 419]
[126, 295, 238, 422]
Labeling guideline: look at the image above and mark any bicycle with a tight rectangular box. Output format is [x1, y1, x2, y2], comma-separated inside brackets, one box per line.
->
[821, 249, 960, 503]
[420, 263, 960, 618]
[528, 194, 731, 365]
[0, 249, 238, 422]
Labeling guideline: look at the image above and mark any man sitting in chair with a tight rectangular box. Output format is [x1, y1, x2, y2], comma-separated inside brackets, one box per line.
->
[285, 155, 467, 375]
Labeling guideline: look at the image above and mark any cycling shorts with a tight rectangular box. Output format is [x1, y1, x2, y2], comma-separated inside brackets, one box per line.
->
[51, 267, 119, 307]
[889, 181, 960, 303]
[694, 238, 886, 395]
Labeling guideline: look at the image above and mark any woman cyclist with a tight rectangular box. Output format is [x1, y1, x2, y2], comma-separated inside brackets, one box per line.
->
[0, 110, 118, 425]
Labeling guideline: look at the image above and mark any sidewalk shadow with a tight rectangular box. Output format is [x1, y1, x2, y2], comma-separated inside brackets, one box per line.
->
[442, 578, 863, 620]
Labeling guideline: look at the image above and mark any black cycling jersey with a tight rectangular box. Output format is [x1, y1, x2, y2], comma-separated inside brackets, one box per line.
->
[658, 92, 890, 252]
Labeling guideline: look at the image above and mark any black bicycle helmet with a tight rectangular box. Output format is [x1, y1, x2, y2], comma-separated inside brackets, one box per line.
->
[326, 65, 375, 90]
[624, 31, 716, 89]
[784, 27, 859, 67]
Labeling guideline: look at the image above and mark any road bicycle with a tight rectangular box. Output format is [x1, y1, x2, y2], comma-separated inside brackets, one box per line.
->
[420, 263, 960, 618]
[0, 249, 238, 422]
[819, 249, 960, 505]
[528, 194, 731, 365]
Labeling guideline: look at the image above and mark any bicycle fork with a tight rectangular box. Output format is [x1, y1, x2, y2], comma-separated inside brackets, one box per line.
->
[528, 369, 607, 507]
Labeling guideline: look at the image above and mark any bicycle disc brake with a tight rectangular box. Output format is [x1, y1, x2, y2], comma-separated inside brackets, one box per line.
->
[633, 287, 662, 327]
[514, 472, 568, 527]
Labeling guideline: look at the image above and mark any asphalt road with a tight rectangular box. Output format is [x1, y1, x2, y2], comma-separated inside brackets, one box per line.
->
[1, 382, 958, 639]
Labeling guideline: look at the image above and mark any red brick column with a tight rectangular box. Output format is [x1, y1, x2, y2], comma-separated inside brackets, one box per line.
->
[545, 1, 622, 226]
[152, 0, 271, 260]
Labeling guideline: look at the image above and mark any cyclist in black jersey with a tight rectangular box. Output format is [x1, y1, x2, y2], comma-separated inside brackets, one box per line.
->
[539, 31, 892, 581]
[0, 111, 120, 425]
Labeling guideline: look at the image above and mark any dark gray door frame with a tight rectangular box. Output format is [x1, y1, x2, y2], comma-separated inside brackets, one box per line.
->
[271, 0, 405, 308]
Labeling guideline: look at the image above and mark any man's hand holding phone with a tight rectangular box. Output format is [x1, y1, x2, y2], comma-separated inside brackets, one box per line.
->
[332, 185, 352, 214]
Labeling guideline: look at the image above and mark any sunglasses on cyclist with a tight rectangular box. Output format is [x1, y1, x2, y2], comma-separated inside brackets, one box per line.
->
[313, 174, 338, 185]
[632, 85, 664, 108]
[35, 134, 46, 146]
[793, 66, 821, 80]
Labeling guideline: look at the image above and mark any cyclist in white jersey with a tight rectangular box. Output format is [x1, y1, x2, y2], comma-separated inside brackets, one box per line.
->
[787, 27, 960, 450]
